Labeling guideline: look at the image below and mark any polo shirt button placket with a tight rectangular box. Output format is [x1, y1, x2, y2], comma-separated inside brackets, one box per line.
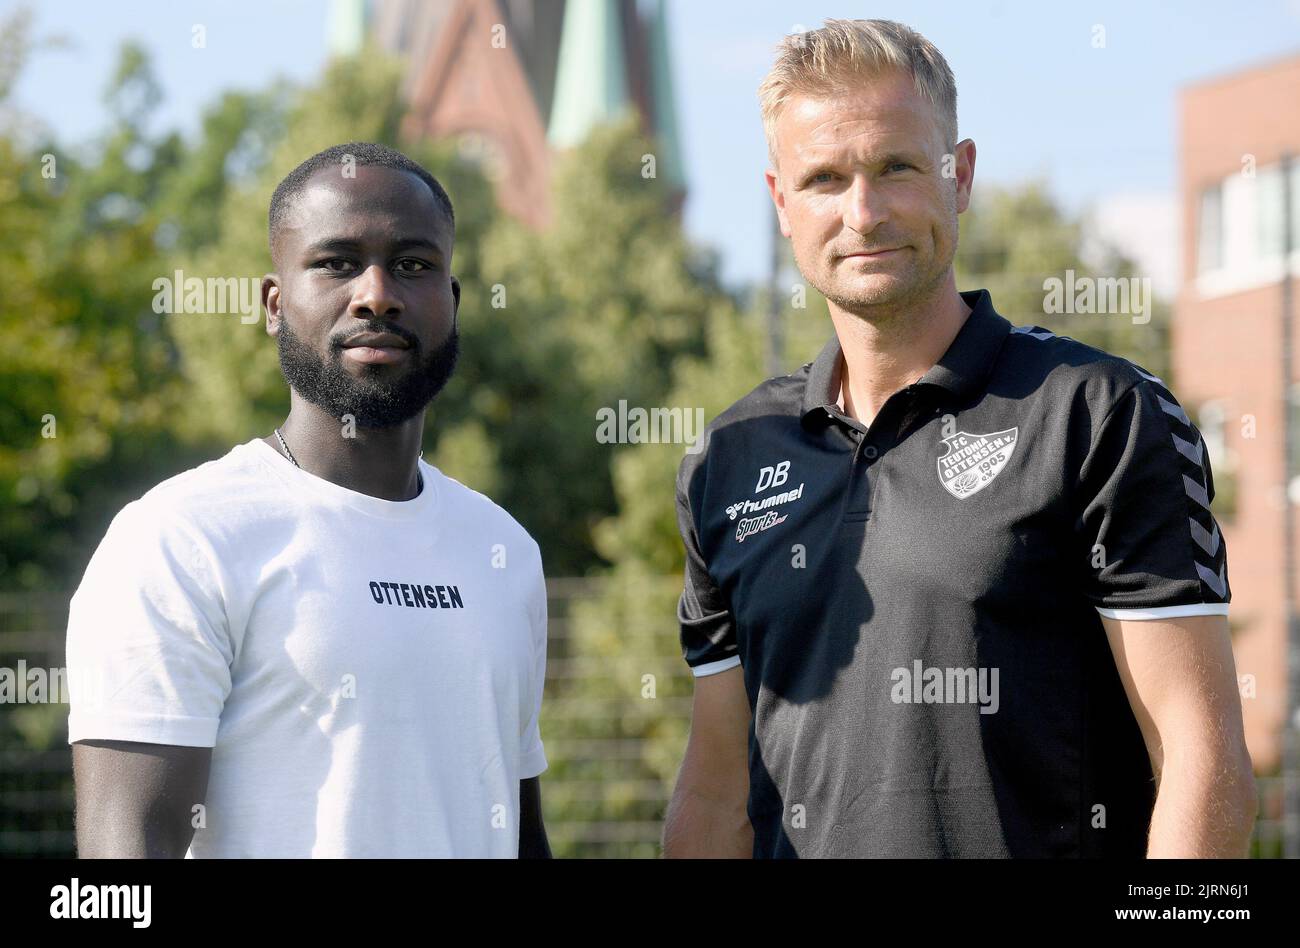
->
[863, 444, 879, 461]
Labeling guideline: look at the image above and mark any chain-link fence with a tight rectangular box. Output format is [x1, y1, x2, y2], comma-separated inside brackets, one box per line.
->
[0, 584, 1289, 858]
[0, 579, 694, 859]
[0, 593, 75, 857]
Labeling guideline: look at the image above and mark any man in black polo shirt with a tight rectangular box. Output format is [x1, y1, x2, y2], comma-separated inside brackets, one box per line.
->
[662, 19, 1257, 858]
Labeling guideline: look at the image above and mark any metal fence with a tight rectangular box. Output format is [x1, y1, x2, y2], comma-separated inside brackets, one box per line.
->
[0, 580, 694, 859]
[0, 592, 76, 857]
[0, 584, 1290, 858]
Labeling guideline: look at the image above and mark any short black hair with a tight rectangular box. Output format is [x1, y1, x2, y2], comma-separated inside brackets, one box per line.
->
[267, 141, 455, 256]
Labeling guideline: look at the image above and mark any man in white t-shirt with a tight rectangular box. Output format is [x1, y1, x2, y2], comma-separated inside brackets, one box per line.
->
[67, 142, 551, 858]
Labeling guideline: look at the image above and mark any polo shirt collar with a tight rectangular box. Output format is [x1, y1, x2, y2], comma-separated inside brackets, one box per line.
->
[800, 288, 1013, 422]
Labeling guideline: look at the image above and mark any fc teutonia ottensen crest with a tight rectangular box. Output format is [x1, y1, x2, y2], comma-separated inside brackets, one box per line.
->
[936, 428, 1019, 499]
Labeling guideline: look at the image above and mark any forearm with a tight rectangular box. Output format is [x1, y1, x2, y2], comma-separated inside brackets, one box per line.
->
[76, 802, 196, 858]
[518, 829, 552, 858]
[72, 741, 209, 858]
[518, 776, 551, 858]
[518, 811, 551, 858]
[663, 783, 753, 858]
[1146, 750, 1257, 858]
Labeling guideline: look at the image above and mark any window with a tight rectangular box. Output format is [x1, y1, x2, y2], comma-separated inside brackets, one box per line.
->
[1197, 184, 1222, 275]
[1220, 172, 1257, 273]
[1293, 161, 1300, 251]
[1258, 164, 1285, 261]
[1289, 384, 1300, 505]
[1195, 158, 1300, 297]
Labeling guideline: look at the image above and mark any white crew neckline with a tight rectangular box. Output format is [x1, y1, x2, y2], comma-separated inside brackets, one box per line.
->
[246, 437, 439, 522]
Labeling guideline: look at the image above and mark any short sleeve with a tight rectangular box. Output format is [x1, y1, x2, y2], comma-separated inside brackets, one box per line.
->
[518, 541, 548, 778]
[675, 463, 741, 677]
[65, 501, 233, 747]
[1075, 376, 1230, 620]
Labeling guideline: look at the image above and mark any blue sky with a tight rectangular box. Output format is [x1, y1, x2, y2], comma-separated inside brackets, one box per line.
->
[8, 0, 1299, 291]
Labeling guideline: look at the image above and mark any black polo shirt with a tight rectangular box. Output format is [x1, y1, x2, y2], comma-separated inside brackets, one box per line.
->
[675, 288, 1231, 858]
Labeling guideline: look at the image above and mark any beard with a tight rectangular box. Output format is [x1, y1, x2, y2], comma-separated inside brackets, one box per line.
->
[807, 211, 960, 316]
[276, 317, 460, 429]
[810, 239, 947, 315]
[818, 256, 942, 313]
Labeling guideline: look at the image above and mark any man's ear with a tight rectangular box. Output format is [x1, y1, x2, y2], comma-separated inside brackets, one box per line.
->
[953, 138, 977, 215]
[262, 275, 281, 336]
[450, 274, 462, 332]
[764, 167, 793, 239]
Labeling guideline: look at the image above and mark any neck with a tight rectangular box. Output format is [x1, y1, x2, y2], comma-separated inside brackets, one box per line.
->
[267, 395, 426, 501]
[828, 271, 970, 426]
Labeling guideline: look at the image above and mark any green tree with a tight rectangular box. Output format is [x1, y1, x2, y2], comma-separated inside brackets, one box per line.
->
[0, 32, 192, 589]
[957, 181, 1170, 380]
[436, 116, 725, 574]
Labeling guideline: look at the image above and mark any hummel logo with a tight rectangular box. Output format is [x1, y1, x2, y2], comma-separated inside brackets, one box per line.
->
[724, 460, 805, 539]
[726, 482, 804, 520]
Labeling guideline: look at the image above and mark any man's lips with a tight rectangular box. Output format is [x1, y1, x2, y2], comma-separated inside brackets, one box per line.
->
[839, 248, 903, 259]
[341, 345, 410, 365]
[339, 332, 412, 365]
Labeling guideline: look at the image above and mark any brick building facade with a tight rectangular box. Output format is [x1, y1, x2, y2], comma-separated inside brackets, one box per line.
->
[1176, 53, 1300, 773]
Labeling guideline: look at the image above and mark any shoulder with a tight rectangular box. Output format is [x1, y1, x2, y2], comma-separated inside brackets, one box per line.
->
[998, 322, 1174, 416]
[103, 442, 267, 546]
[427, 465, 543, 565]
[710, 368, 810, 431]
[677, 367, 811, 490]
[995, 323, 1202, 469]
[1002, 323, 1158, 389]
[72, 446, 265, 604]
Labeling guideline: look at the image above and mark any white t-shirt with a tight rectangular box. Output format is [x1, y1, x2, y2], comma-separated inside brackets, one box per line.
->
[66, 438, 548, 858]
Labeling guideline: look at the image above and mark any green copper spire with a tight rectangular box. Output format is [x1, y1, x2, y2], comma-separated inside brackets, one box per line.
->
[328, 0, 367, 57]
[547, 0, 632, 148]
[647, 0, 685, 190]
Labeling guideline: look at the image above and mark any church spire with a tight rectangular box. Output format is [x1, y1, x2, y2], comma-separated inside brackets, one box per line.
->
[547, 0, 632, 148]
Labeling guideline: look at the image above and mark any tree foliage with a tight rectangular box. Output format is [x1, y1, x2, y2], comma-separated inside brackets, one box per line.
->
[1, 15, 1180, 857]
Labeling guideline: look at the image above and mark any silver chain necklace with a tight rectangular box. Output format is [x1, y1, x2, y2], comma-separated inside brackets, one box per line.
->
[272, 427, 300, 467]
[274, 427, 423, 493]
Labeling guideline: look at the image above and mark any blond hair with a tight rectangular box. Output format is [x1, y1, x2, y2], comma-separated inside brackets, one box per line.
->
[758, 19, 958, 165]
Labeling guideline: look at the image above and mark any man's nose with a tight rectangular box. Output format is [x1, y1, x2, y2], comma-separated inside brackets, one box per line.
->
[348, 264, 403, 320]
[841, 173, 889, 237]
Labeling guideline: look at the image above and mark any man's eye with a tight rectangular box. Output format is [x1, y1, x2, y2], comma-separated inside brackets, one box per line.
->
[887, 163, 912, 173]
[320, 258, 354, 272]
[811, 172, 836, 184]
[395, 259, 431, 272]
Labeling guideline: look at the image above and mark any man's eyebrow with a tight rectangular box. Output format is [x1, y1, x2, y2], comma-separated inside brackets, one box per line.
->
[391, 237, 444, 255]
[878, 150, 929, 166]
[300, 236, 445, 257]
[794, 148, 931, 182]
